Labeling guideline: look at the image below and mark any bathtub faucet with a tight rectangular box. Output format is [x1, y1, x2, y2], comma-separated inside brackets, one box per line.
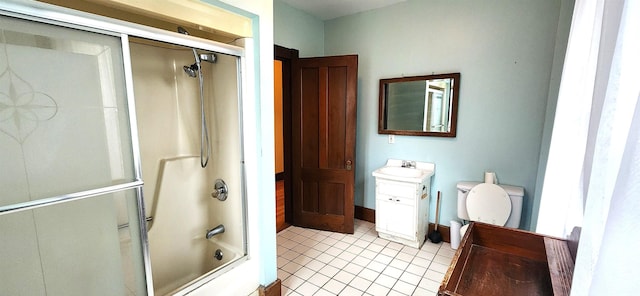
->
[206, 224, 225, 239]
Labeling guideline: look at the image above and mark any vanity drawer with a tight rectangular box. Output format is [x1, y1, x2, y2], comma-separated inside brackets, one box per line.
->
[376, 180, 417, 197]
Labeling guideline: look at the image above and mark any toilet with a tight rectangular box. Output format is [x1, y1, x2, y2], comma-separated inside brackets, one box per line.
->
[457, 181, 524, 238]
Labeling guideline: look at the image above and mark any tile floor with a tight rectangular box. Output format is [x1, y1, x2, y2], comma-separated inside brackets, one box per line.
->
[277, 219, 455, 295]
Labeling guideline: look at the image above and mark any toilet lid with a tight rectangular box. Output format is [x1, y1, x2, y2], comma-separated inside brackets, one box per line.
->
[466, 183, 511, 226]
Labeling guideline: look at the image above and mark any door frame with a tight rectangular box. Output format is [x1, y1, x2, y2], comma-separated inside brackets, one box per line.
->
[274, 45, 297, 225]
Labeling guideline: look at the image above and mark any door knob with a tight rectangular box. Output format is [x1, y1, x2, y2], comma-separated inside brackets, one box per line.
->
[345, 159, 353, 170]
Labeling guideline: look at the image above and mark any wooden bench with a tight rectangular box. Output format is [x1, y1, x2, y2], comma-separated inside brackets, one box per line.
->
[438, 222, 577, 296]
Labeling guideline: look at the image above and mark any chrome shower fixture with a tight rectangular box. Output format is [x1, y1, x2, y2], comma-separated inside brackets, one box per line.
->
[199, 53, 216, 63]
[183, 63, 198, 78]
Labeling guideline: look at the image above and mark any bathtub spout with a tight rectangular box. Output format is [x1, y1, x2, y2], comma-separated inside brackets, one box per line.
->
[206, 224, 225, 239]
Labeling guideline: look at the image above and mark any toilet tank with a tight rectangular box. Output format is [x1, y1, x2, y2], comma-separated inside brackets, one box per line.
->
[457, 181, 524, 228]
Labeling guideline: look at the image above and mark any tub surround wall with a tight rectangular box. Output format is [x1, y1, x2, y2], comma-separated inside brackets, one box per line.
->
[130, 41, 245, 294]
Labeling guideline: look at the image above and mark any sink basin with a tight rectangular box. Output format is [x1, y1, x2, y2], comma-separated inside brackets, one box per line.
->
[372, 163, 434, 183]
[378, 166, 424, 178]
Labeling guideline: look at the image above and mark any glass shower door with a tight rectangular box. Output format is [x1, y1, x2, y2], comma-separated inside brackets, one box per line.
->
[0, 13, 147, 296]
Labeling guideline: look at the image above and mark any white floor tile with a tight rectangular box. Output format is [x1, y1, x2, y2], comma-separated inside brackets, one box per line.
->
[325, 247, 343, 257]
[343, 262, 364, 275]
[400, 246, 420, 256]
[295, 282, 320, 295]
[282, 249, 300, 261]
[341, 286, 364, 296]
[395, 251, 415, 263]
[373, 253, 393, 265]
[328, 257, 349, 269]
[358, 268, 380, 281]
[381, 246, 400, 257]
[424, 269, 445, 282]
[282, 274, 305, 290]
[433, 254, 454, 265]
[318, 264, 340, 278]
[292, 254, 313, 266]
[349, 276, 373, 291]
[419, 277, 441, 292]
[281, 261, 302, 274]
[352, 255, 372, 267]
[374, 274, 397, 289]
[367, 243, 384, 253]
[366, 282, 391, 296]
[428, 261, 449, 274]
[294, 266, 315, 280]
[387, 241, 404, 250]
[346, 244, 364, 255]
[366, 260, 387, 273]
[338, 251, 357, 262]
[308, 272, 330, 287]
[341, 235, 358, 244]
[277, 269, 291, 282]
[311, 242, 331, 253]
[387, 289, 407, 296]
[389, 258, 410, 271]
[334, 240, 351, 249]
[277, 256, 290, 268]
[334, 270, 356, 285]
[392, 279, 416, 295]
[382, 266, 403, 278]
[315, 252, 335, 264]
[399, 271, 421, 285]
[412, 256, 431, 267]
[322, 279, 346, 294]
[405, 263, 428, 277]
[360, 249, 378, 260]
[414, 286, 432, 295]
[353, 239, 371, 248]
[276, 221, 452, 296]
[306, 259, 326, 272]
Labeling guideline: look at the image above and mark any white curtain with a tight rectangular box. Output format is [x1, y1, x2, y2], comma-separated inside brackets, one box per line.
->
[537, 0, 640, 294]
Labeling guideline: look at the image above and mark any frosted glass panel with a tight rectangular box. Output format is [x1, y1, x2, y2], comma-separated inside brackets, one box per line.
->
[0, 15, 134, 207]
[0, 189, 146, 296]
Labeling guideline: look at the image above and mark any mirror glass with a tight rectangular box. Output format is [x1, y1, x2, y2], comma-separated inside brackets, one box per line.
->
[378, 73, 460, 137]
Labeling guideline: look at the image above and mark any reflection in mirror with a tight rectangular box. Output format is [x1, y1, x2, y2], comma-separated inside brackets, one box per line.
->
[379, 73, 460, 137]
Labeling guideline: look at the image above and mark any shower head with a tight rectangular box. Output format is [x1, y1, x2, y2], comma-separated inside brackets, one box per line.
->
[177, 26, 190, 35]
[183, 63, 198, 78]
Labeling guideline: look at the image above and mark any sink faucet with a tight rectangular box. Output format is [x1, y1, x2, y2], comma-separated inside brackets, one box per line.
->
[206, 224, 225, 239]
[402, 160, 416, 168]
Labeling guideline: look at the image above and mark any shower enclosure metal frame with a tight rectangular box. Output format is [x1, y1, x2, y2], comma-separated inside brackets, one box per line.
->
[0, 1, 248, 295]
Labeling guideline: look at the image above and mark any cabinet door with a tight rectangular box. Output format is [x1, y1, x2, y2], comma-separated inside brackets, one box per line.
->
[386, 197, 415, 239]
[376, 194, 416, 240]
[375, 196, 392, 232]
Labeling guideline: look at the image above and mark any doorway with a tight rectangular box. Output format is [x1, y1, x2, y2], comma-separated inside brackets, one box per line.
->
[274, 45, 296, 232]
[274, 45, 358, 234]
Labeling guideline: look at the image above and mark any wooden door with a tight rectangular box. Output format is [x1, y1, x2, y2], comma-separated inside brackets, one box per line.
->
[292, 55, 358, 234]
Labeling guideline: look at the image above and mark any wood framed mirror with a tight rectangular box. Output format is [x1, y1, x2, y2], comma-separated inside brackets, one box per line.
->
[378, 73, 460, 137]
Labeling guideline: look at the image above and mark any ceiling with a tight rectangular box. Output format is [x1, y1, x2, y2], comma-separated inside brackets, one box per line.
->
[279, 0, 407, 20]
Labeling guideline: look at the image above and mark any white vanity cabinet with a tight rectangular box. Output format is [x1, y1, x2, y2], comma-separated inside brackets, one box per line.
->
[372, 159, 434, 249]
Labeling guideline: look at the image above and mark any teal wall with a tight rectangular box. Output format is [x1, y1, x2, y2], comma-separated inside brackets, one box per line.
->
[275, 0, 573, 231]
[274, 0, 324, 57]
